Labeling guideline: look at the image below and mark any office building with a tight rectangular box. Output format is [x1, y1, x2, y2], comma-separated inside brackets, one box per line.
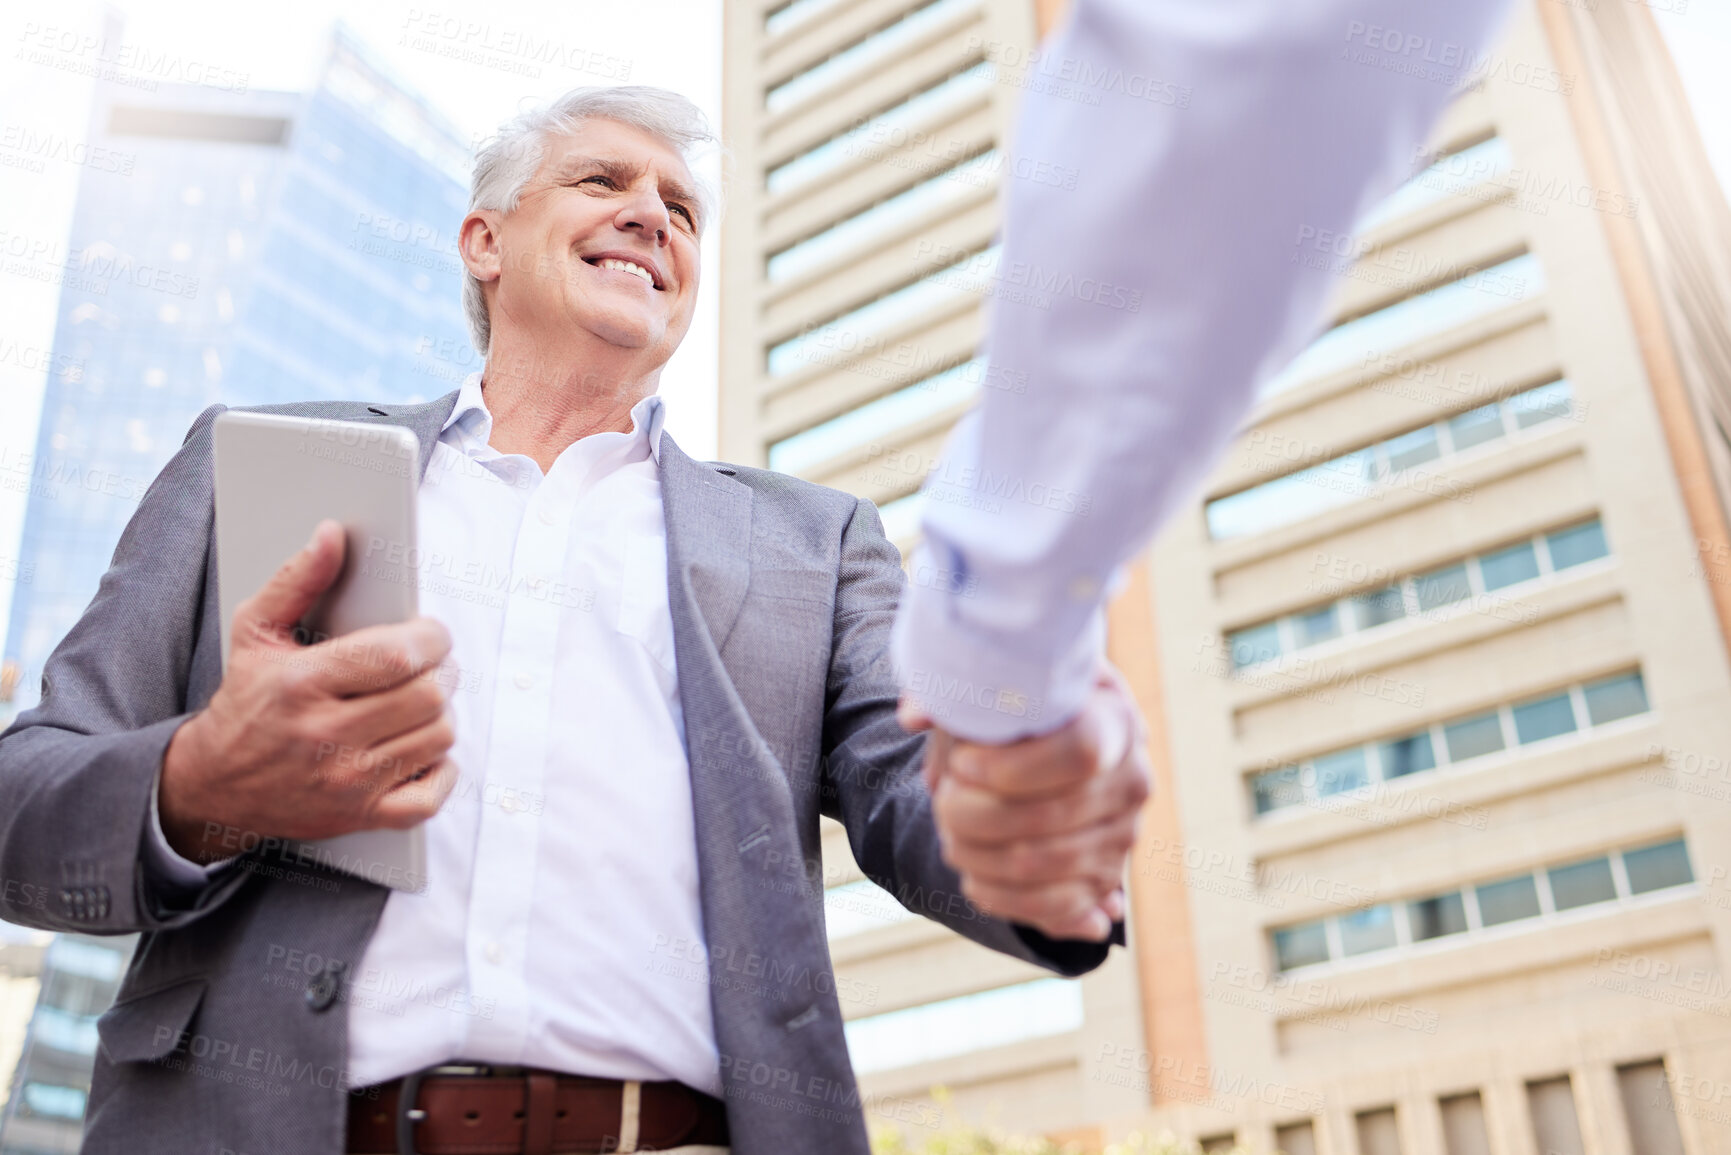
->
[0, 26, 476, 1152]
[0, 937, 128, 1155]
[724, 0, 1731, 1151]
[0, 24, 475, 714]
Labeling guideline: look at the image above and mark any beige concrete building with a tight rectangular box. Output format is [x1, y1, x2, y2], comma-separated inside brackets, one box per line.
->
[722, 0, 1731, 1152]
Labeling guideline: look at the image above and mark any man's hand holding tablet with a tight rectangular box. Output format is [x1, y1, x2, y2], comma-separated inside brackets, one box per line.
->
[158, 518, 458, 867]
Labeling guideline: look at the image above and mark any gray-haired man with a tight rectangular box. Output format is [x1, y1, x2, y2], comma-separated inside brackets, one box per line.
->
[0, 86, 1148, 1155]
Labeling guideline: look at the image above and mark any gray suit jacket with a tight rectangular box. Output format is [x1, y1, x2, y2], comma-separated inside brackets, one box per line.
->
[0, 393, 1118, 1155]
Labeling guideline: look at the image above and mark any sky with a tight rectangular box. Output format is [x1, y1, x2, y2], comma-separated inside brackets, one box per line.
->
[1654, 2, 1731, 198]
[0, 0, 1727, 689]
[97, 0, 729, 453]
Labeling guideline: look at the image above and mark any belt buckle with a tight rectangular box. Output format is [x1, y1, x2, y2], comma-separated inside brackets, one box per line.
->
[397, 1063, 493, 1155]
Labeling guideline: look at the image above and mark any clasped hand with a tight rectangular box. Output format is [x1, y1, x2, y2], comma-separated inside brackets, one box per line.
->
[901, 669, 1152, 943]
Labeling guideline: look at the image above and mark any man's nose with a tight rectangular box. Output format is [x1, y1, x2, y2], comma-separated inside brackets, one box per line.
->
[615, 188, 671, 245]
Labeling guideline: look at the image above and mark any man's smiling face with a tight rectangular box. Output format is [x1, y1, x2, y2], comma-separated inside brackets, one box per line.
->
[479, 118, 703, 369]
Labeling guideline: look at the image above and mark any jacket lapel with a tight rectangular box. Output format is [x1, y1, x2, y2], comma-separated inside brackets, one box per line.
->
[351, 392, 459, 483]
[658, 436, 752, 654]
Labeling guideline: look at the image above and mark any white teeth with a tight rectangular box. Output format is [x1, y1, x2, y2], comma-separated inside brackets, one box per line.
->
[598, 258, 654, 286]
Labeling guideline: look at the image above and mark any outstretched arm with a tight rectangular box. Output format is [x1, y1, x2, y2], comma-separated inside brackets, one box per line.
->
[894, 0, 1515, 742]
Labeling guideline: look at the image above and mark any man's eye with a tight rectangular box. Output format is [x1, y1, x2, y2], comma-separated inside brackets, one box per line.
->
[668, 203, 694, 225]
[577, 175, 614, 188]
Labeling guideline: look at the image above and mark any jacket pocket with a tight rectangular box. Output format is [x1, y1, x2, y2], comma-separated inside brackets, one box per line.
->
[96, 975, 207, 1064]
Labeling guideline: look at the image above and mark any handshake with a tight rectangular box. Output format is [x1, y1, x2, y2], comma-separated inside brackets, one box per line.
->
[899, 669, 1152, 944]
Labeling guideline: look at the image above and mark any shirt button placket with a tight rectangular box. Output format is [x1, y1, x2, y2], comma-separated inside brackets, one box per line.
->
[463, 470, 572, 1057]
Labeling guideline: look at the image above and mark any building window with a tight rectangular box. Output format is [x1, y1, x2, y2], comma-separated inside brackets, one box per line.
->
[20, 1082, 88, 1121]
[1547, 855, 1617, 911]
[1207, 377, 1575, 540]
[1356, 135, 1513, 232]
[765, 0, 850, 38]
[767, 357, 983, 476]
[1582, 671, 1650, 725]
[1273, 923, 1331, 971]
[1527, 1076, 1587, 1155]
[766, 149, 998, 282]
[767, 62, 993, 195]
[1355, 1106, 1402, 1155]
[842, 977, 1084, 1074]
[1438, 1091, 1492, 1155]
[1225, 517, 1610, 671]
[1247, 670, 1648, 819]
[767, 245, 999, 376]
[766, 0, 975, 114]
[1475, 874, 1541, 926]
[1623, 839, 1694, 894]
[1274, 1120, 1319, 1155]
[1262, 252, 1546, 397]
[1615, 1060, 1687, 1155]
[1269, 836, 1694, 973]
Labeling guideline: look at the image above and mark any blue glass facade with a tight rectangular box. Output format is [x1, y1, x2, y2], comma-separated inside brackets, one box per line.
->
[1, 30, 474, 711]
[0, 30, 475, 1153]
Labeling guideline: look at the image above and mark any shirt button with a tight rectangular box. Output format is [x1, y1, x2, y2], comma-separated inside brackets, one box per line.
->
[513, 672, 534, 690]
[537, 507, 556, 526]
[486, 941, 504, 965]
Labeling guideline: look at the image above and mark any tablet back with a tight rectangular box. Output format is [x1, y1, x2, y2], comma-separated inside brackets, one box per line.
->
[212, 411, 420, 663]
[212, 410, 428, 892]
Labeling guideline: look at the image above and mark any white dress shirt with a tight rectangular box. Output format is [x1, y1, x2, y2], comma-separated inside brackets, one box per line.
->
[149, 372, 722, 1094]
[892, 0, 1514, 742]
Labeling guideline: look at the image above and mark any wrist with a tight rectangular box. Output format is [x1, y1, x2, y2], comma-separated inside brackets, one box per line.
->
[159, 714, 228, 863]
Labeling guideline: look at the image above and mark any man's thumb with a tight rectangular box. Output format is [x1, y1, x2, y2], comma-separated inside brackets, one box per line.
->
[235, 519, 346, 644]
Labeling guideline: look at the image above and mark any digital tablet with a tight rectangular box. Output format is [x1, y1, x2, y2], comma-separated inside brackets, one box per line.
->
[212, 410, 429, 893]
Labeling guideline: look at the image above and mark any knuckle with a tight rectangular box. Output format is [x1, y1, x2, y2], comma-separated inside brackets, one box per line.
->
[413, 679, 446, 714]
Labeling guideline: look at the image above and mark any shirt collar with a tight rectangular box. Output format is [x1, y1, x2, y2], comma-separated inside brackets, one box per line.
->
[443, 371, 666, 464]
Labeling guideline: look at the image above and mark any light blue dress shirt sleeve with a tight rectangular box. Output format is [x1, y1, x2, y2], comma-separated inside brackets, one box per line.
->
[892, 0, 1515, 741]
[142, 773, 234, 892]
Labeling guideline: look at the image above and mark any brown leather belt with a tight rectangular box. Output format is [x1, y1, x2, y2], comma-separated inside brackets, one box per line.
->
[345, 1063, 730, 1154]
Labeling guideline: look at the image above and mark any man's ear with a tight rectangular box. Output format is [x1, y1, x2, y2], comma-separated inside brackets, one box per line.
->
[459, 210, 503, 283]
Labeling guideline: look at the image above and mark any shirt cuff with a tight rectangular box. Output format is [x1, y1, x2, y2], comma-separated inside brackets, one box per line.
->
[891, 550, 1106, 743]
[143, 772, 234, 892]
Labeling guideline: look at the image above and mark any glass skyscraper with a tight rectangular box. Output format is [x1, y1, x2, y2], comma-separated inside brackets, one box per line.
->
[0, 25, 476, 1154]
[1, 23, 475, 714]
